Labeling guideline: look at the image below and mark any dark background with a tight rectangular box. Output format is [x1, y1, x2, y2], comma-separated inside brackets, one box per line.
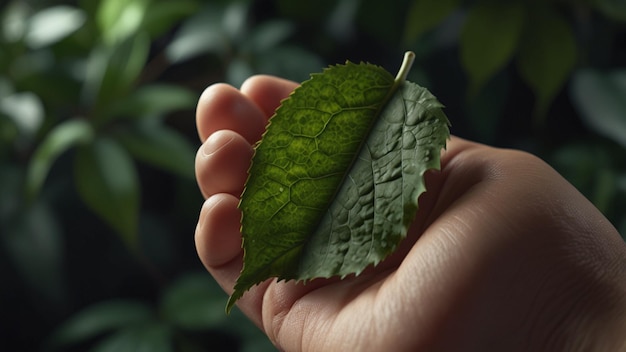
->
[1, 0, 625, 350]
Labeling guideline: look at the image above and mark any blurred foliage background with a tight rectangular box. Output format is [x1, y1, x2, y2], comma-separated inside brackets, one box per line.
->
[0, 0, 624, 350]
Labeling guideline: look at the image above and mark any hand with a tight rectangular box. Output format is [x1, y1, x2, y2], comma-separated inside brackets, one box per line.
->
[194, 75, 626, 351]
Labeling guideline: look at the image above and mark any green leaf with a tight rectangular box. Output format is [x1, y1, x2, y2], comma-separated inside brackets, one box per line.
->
[403, 0, 461, 45]
[165, 2, 247, 63]
[26, 118, 94, 200]
[0, 91, 45, 139]
[594, 0, 626, 22]
[83, 33, 150, 112]
[90, 322, 173, 352]
[240, 20, 294, 53]
[228, 53, 450, 311]
[107, 84, 197, 118]
[142, 0, 200, 38]
[24, 5, 86, 49]
[460, 0, 526, 96]
[571, 69, 626, 149]
[1, 167, 67, 306]
[114, 123, 196, 179]
[160, 273, 228, 330]
[46, 300, 153, 350]
[1, 1, 30, 43]
[96, 0, 150, 45]
[74, 137, 140, 248]
[517, 5, 577, 118]
[549, 142, 617, 214]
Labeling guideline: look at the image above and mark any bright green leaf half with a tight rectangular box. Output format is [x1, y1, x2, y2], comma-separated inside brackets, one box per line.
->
[229, 55, 450, 311]
[517, 5, 577, 119]
[74, 137, 140, 248]
[460, 0, 526, 96]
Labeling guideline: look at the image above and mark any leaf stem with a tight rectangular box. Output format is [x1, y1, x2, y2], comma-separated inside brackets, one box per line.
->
[395, 51, 416, 83]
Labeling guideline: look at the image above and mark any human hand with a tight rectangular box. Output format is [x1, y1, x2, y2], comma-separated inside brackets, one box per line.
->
[194, 75, 626, 351]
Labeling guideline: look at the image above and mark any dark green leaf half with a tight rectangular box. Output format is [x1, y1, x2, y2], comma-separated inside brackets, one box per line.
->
[228, 58, 450, 311]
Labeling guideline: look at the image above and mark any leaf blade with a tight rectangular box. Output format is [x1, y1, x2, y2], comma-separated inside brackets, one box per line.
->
[229, 57, 450, 311]
[299, 81, 449, 278]
[230, 63, 396, 311]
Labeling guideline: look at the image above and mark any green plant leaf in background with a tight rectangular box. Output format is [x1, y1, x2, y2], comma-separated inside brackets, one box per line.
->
[165, 3, 238, 64]
[160, 273, 228, 330]
[90, 322, 173, 352]
[26, 119, 93, 200]
[107, 84, 197, 118]
[571, 69, 626, 150]
[0, 91, 45, 141]
[460, 0, 525, 96]
[24, 5, 86, 49]
[74, 137, 140, 248]
[1, 166, 67, 308]
[517, 4, 577, 119]
[45, 300, 153, 351]
[594, 0, 626, 22]
[403, 0, 461, 45]
[96, 0, 150, 45]
[115, 123, 195, 180]
[83, 34, 150, 115]
[141, 0, 199, 39]
[228, 52, 450, 311]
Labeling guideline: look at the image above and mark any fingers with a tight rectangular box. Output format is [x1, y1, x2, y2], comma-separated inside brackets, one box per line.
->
[196, 76, 300, 144]
[195, 194, 242, 269]
[196, 83, 267, 144]
[241, 75, 300, 118]
[195, 130, 253, 199]
[195, 75, 301, 327]
[195, 76, 300, 199]
[194, 192, 270, 328]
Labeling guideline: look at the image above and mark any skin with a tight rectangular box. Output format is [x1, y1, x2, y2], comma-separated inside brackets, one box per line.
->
[194, 75, 626, 351]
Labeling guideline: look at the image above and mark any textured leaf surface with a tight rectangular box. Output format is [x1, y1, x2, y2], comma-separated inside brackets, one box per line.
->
[229, 56, 450, 311]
